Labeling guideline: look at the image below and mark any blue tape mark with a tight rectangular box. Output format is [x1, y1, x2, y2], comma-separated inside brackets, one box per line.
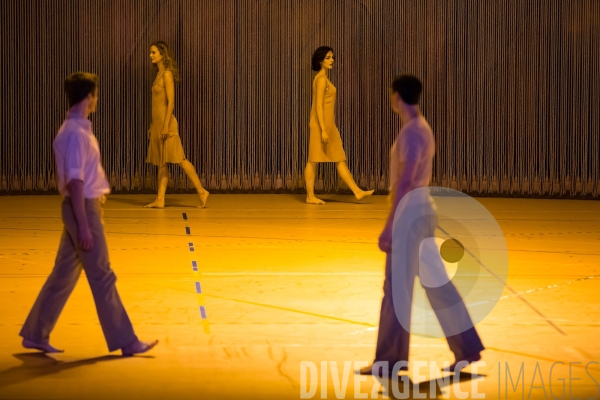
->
[183, 213, 208, 328]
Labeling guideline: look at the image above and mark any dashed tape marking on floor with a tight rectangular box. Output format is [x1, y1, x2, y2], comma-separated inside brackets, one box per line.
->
[183, 212, 210, 334]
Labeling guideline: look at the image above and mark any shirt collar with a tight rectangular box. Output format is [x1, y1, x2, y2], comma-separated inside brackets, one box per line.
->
[65, 111, 92, 130]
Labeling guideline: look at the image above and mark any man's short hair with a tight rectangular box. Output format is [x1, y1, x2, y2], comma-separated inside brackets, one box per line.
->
[64, 72, 98, 108]
[391, 74, 422, 105]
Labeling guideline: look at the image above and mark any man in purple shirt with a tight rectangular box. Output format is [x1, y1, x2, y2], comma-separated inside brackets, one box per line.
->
[20, 72, 157, 356]
[360, 75, 484, 375]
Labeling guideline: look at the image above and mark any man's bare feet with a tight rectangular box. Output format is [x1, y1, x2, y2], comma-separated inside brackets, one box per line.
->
[122, 339, 159, 356]
[306, 196, 326, 205]
[22, 338, 64, 353]
[198, 190, 210, 208]
[357, 363, 408, 375]
[355, 189, 375, 201]
[144, 199, 165, 209]
[443, 352, 482, 372]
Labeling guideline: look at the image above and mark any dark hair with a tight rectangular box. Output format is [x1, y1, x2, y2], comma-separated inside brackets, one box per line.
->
[311, 46, 334, 72]
[391, 74, 422, 105]
[64, 72, 98, 108]
[150, 41, 180, 83]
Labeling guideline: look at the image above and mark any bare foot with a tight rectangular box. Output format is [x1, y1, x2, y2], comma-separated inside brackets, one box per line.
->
[121, 339, 159, 356]
[357, 363, 408, 375]
[198, 190, 210, 208]
[443, 352, 482, 372]
[22, 339, 64, 353]
[144, 199, 165, 209]
[355, 189, 375, 201]
[306, 196, 326, 205]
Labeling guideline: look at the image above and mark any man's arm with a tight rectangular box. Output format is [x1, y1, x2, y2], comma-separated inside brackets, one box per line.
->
[379, 161, 418, 251]
[67, 179, 93, 251]
[379, 133, 421, 252]
[63, 133, 93, 251]
[389, 161, 418, 222]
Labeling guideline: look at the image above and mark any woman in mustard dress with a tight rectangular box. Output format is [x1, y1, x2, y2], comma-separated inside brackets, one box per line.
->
[145, 41, 209, 208]
[305, 46, 374, 204]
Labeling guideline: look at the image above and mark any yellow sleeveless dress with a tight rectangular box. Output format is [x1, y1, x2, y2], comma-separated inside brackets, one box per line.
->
[146, 71, 186, 165]
[308, 79, 347, 162]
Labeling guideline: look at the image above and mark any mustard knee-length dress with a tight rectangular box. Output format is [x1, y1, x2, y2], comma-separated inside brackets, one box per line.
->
[308, 79, 347, 162]
[146, 70, 186, 166]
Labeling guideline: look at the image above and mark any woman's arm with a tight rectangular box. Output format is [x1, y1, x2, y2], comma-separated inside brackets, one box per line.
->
[314, 76, 329, 143]
[161, 70, 175, 139]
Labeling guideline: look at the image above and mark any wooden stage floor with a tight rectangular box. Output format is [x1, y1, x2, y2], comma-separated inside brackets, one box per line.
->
[0, 194, 599, 399]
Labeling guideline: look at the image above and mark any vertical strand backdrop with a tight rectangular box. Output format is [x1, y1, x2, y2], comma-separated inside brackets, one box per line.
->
[0, 0, 598, 197]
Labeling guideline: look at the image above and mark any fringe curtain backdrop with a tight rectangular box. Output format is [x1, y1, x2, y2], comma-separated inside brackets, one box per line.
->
[0, 0, 598, 196]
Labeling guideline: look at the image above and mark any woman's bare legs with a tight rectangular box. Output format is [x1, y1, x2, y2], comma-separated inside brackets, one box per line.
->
[336, 161, 374, 201]
[180, 160, 209, 208]
[305, 162, 325, 204]
[145, 164, 169, 208]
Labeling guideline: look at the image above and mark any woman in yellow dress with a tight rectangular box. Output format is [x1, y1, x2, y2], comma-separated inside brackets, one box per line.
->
[305, 46, 374, 204]
[145, 41, 209, 208]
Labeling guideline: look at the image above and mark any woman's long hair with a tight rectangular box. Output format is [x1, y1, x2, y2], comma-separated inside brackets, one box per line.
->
[151, 41, 180, 83]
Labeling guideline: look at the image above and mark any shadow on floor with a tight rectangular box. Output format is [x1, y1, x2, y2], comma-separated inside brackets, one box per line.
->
[375, 370, 486, 399]
[106, 196, 150, 207]
[0, 352, 152, 388]
[299, 196, 376, 205]
[107, 196, 202, 208]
